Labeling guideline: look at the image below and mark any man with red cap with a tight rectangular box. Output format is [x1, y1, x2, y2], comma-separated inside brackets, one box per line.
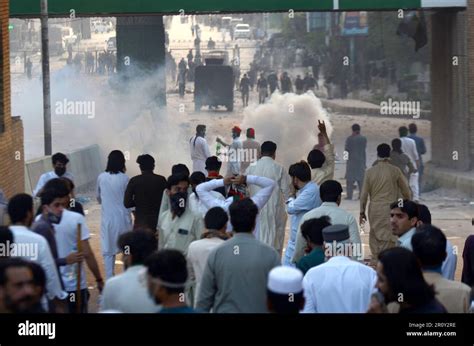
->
[216, 126, 243, 176]
[241, 128, 261, 173]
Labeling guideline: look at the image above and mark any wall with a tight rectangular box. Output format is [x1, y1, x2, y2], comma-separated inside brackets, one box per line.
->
[430, 9, 471, 170]
[0, 0, 25, 199]
[25, 144, 103, 195]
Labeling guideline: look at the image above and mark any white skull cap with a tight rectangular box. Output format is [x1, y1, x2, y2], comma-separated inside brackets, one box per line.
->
[267, 266, 303, 295]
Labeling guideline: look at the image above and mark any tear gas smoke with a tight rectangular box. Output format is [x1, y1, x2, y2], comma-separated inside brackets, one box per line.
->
[240, 91, 333, 169]
[12, 64, 189, 178]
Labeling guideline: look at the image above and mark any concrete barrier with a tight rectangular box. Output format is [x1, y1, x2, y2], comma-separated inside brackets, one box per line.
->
[423, 162, 474, 198]
[25, 144, 103, 195]
[321, 99, 431, 119]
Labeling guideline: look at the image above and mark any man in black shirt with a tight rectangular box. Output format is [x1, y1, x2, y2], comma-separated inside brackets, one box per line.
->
[303, 72, 317, 92]
[295, 75, 304, 95]
[280, 72, 293, 94]
[267, 71, 279, 94]
[257, 73, 268, 104]
[240, 74, 251, 107]
[124, 155, 167, 232]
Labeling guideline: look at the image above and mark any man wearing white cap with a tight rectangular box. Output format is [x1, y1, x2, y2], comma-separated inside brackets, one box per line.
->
[302, 224, 377, 313]
[267, 266, 305, 314]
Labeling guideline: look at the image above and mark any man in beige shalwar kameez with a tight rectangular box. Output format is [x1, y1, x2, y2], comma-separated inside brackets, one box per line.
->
[360, 143, 411, 263]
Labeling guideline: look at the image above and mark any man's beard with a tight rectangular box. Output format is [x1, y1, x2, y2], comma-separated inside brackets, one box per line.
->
[5, 294, 36, 313]
[170, 192, 187, 217]
[54, 167, 66, 176]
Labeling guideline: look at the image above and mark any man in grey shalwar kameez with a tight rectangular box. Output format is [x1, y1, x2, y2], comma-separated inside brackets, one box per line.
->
[344, 124, 367, 200]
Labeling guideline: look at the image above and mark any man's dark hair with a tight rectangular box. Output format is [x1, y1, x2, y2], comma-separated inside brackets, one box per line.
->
[301, 216, 331, 246]
[190, 172, 206, 186]
[399, 126, 409, 137]
[39, 178, 70, 206]
[417, 204, 431, 224]
[229, 198, 259, 233]
[52, 152, 69, 165]
[0, 258, 31, 286]
[0, 227, 13, 260]
[288, 161, 311, 182]
[171, 164, 190, 178]
[307, 149, 326, 169]
[59, 177, 75, 192]
[106, 150, 126, 174]
[319, 180, 343, 203]
[352, 124, 361, 132]
[145, 250, 187, 294]
[267, 290, 304, 314]
[412, 225, 447, 268]
[136, 154, 155, 171]
[261, 141, 277, 156]
[28, 261, 46, 294]
[196, 124, 206, 133]
[205, 156, 222, 172]
[408, 123, 417, 134]
[7, 194, 33, 224]
[118, 229, 157, 266]
[378, 247, 435, 306]
[390, 200, 419, 220]
[167, 173, 189, 190]
[204, 207, 229, 231]
[391, 138, 402, 154]
[377, 143, 391, 158]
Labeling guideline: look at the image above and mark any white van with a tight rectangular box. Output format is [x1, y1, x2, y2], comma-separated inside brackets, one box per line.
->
[222, 17, 232, 27]
[234, 24, 251, 39]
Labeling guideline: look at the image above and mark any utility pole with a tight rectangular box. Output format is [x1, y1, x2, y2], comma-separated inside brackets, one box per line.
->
[40, 0, 52, 155]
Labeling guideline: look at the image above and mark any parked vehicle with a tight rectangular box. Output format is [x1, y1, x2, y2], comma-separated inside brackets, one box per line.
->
[234, 24, 251, 39]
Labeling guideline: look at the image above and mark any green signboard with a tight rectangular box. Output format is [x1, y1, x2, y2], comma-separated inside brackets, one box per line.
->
[9, 0, 466, 17]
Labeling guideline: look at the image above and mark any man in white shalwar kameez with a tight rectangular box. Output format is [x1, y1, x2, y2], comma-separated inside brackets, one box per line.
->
[189, 125, 211, 175]
[97, 151, 133, 279]
[217, 126, 243, 176]
[245, 141, 290, 255]
[33, 152, 74, 197]
[196, 174, 276, 239]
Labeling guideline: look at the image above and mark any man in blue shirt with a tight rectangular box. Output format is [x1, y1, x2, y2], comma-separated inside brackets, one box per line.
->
[283, 161, 321, 266]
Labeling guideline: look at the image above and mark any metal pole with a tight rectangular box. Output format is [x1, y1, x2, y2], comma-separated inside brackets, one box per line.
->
[40, 0, 52, 155]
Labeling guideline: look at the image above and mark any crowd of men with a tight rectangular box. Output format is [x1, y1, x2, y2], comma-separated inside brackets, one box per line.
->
[0, 119, 473, 314]
[237, 71, 319, 107]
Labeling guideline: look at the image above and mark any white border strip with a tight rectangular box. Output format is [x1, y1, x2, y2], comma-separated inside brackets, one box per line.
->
[333, 0, 339, 10]
[421, 0, 466, 7]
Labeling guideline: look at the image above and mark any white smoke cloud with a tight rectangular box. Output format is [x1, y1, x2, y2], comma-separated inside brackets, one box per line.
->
[12, 64, 189, 178]
[240, 91, 333, 169]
